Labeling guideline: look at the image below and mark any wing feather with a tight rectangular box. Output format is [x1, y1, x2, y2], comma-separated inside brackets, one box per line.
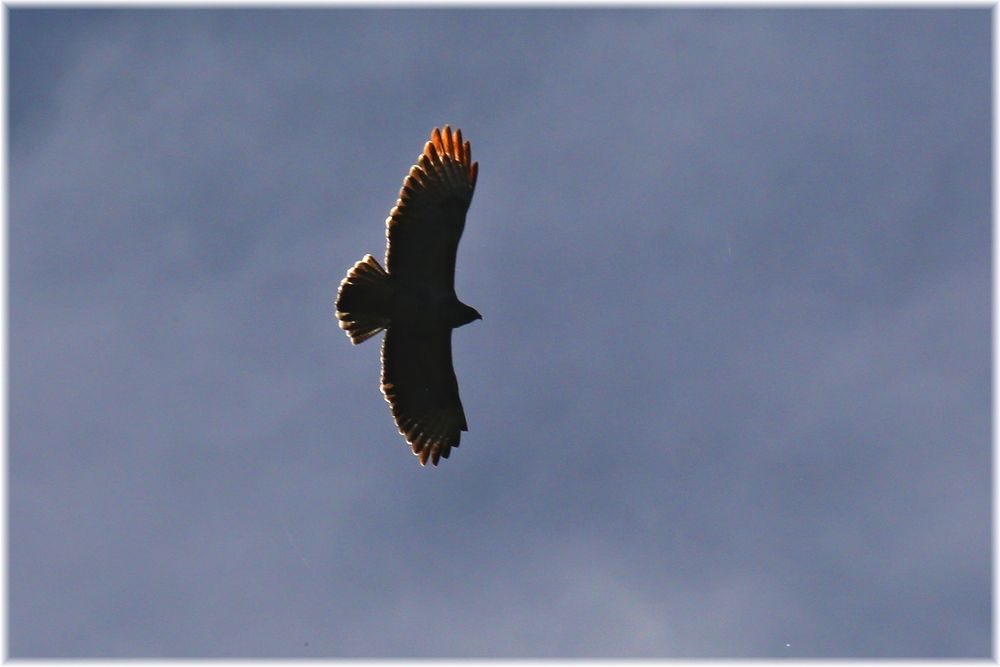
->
[380, 326, 468, 466]
[385, 125, 478, 290]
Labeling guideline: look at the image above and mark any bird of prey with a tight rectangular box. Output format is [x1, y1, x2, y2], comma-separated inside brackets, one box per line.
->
[335, 126, 481, 466]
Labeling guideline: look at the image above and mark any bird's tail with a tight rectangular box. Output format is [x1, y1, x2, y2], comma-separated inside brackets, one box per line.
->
[336, 255, 392, 344]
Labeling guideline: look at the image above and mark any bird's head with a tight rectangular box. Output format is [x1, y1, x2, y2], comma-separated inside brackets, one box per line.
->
[454, 302, 482, 328]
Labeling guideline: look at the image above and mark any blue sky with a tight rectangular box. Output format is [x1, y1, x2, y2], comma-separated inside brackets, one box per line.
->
[9, 8, 991, 657]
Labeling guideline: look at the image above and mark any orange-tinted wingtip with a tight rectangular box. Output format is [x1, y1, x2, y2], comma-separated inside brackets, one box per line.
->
[425, 141, 440, 162]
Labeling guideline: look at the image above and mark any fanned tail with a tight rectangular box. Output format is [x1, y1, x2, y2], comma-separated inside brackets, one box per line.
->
[335, 255, 392, 344]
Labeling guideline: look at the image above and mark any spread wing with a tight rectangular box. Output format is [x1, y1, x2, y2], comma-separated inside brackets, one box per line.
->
[381, 326, 467, 466]
[385, 125, 478, 290]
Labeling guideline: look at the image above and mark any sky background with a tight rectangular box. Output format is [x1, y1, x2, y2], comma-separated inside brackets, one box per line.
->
[9, 8, 991, 658]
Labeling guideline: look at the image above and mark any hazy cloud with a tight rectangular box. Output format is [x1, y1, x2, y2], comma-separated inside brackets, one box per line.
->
[10, 8, 990, 657]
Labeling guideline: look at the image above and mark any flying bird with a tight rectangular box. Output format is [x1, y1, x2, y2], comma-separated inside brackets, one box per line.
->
[335, 126, 481, 466]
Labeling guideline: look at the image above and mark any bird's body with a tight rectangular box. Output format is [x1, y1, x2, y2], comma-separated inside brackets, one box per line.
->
[389, 280, 478, 332]
[335, 126, 480, 466]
